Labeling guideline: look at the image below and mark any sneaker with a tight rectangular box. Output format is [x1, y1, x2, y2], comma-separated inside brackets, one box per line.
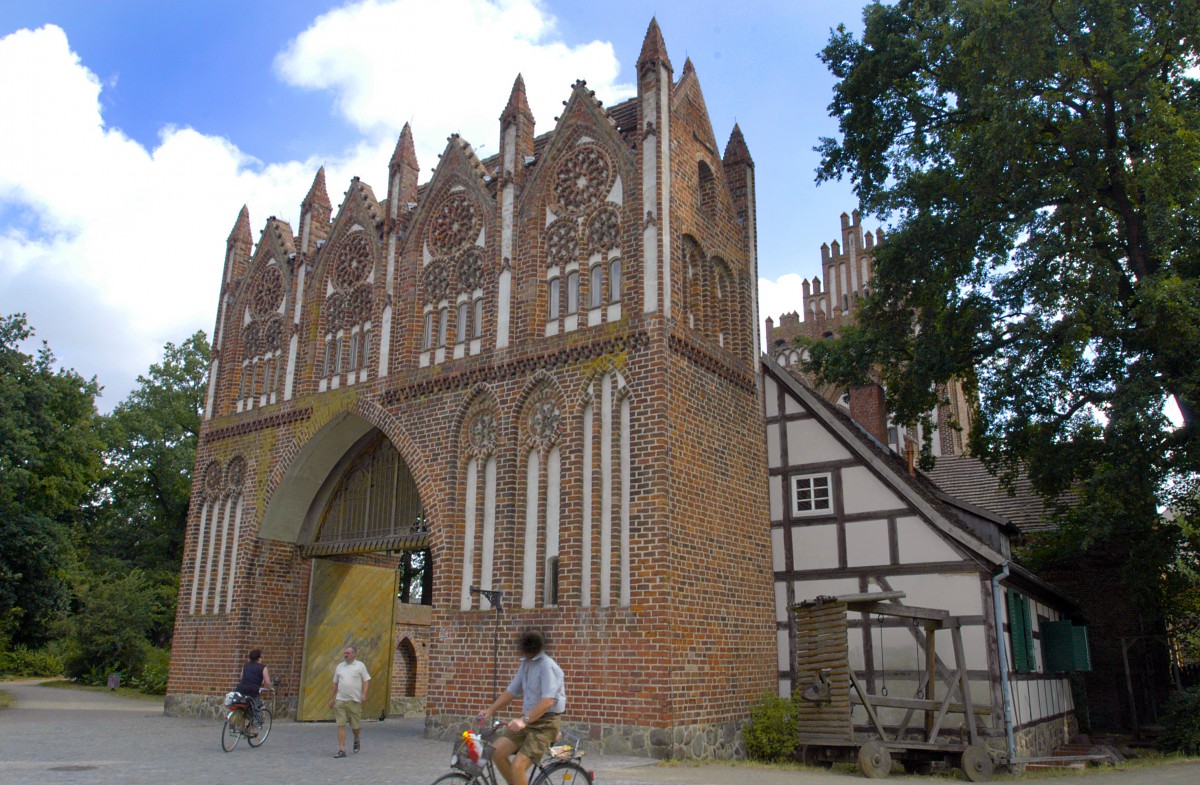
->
[353, 739, 360, 753]
[334, 750, 346, 758]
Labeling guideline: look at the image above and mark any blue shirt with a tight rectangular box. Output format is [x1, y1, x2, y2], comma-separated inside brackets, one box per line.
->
[507, 652, 566, 715]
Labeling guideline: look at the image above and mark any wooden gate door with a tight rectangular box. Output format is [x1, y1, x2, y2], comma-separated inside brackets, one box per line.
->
[298, 560, 396, 721]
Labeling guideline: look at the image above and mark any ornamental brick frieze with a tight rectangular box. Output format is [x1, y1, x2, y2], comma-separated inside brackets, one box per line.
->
[667, 334, 755, 393]
[202, 406, 313, 443]
[380, 331, 649, 406]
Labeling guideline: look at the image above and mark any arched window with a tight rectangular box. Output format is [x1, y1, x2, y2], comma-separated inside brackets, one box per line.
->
[566, 271, 580, 314]
[609, 259, 621, 303]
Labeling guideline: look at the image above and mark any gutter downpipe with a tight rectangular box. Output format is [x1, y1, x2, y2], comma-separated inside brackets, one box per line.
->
[992, 562, 1017, 772]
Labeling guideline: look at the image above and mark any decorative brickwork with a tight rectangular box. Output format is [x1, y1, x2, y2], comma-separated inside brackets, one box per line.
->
[170, 20, 773, 760]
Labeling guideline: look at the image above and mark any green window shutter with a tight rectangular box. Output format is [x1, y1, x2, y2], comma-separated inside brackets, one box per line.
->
[1007, 590, 1030, 672]
[1041, 620, 1075, 673]
[1072, 625, 1092, 672]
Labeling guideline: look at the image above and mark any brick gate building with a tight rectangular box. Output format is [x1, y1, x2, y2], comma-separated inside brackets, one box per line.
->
[166, 20, 776, 758]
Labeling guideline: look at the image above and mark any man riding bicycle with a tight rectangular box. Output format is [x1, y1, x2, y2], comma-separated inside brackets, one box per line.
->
[476, 630, 565, 785]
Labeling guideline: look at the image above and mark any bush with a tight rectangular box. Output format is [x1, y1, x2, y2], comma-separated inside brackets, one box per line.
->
[0, 644, 63, 678]
[1156, 685, 1200, 755]
[63, 569, 153, 683]
[130, 645, 170, 694]
[744, 693, 798, 762]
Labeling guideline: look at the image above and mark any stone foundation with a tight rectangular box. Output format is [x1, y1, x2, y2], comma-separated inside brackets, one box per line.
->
[1015, 712, 1078, 759]
[165, 692, 296, 721]
[426, 715, 744, 760]
[388, 696, 426, 718]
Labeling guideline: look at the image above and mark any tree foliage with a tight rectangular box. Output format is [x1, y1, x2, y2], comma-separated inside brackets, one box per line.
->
[808, 0, 1200, 615]
[0, 314, 103, 646]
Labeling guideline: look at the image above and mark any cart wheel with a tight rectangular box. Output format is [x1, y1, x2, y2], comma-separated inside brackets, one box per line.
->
[960, 744, 994, 782]
[858, 740, 892, 779]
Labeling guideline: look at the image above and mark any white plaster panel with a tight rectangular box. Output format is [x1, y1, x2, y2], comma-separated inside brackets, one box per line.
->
[777, 629, 790, 671]
[786, 418, 852, 463]
[895, 515, 960, 563]
[845, 519, 890, 567]
[767, 422, 781, 468]
[888, 573, 983, 617]
[840, 466, 903, 514]
[784, 395, 803, 414]
[792, 524, 838, 571]
[764, 376, 778, 418]
[959, 624, 989, 672]
[771, 528, 785, 572]
[793, 577, 859, 606]
[778, 679, 791, 699]
[769, 475, 783, 522]
[774, 580, 787, 623]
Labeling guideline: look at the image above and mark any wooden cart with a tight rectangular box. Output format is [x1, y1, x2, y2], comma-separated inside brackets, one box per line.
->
[792, 593, 1000, 780]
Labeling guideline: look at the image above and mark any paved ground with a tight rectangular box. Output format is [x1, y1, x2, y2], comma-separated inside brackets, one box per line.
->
[2, 680, 1199, 785]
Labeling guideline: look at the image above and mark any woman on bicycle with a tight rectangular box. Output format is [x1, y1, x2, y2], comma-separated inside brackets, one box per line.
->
[234, 648, 273, 736]
[476, 630, 565, 785]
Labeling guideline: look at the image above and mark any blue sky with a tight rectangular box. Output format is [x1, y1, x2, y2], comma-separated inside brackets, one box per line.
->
[0, 0, 869, 408]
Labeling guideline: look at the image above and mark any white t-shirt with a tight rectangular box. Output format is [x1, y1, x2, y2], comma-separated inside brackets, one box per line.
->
[334, 659, 371, 702]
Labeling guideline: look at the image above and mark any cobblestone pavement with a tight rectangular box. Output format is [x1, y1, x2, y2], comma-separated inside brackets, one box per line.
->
[3, 680, 1200, 785]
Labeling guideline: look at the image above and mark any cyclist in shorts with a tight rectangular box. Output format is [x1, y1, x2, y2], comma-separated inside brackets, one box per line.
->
[234, 649, 273, 736]
[477, 629, 566, 785]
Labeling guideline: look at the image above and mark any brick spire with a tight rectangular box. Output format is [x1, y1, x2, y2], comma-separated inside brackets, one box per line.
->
[388, 122, 420, 210]
[681, 56, 695, 79]
[723, 123, 754, 168]
[299, 167, 332, 253]
[225, 205, 253, 282]
[500, 73, 533, 125]
[637, 17, 672, 74]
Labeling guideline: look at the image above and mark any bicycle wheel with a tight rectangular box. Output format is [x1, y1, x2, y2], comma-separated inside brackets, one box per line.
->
[532, 760, 592, 785]
[220, 717, 241, 752]
[429, 773, 475, 785]
[247, 708, 272, 747]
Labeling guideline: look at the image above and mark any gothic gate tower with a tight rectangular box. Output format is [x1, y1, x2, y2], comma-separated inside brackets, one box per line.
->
[167, 19, 774, 757]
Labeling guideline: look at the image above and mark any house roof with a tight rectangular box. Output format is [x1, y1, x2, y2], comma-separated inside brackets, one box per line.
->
[924, 455, 1058, 534]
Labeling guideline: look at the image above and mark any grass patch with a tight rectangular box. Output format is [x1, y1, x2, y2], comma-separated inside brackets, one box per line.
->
[0, 690, 14, 709]
[39, 678, 164, 703]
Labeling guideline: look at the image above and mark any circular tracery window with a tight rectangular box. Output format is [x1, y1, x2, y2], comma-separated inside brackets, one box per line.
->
[430, 193, 481, 255]
[333, 233, 374, 289]
[251, 265, 285, 317]
[553, 145, 614, 214]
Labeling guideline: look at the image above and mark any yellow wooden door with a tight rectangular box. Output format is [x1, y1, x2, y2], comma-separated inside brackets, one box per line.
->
[298, 560, 396, 721]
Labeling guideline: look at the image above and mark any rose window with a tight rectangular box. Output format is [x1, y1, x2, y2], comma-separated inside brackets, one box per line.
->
[422, 260, 450, 302]
[204, 462, 224, 495]
[325, 291, 345, 331]
[263, 316, 283, 353]
[587, 207, 621, 253]
[457, 251, 484, 293]
[227, 456, 247, 490]
[333, 234, 374, 289]
[430, 194, 481, 255]
[466, 413, 497, 458]
[242, 323, 262, 357]
[546, 219, 579, 266]
[553, 145, 614, 213]
[251, 266, 285, 317]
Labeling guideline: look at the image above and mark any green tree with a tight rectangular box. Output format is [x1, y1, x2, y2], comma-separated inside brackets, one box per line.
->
[0, 314, 103, 646]
[810, 0, 1200, 615]
[86, 332, 209, 570]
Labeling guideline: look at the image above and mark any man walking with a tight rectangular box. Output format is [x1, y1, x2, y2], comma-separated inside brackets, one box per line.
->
[477, 630, 565, 785]
[328, 645, 371, 758]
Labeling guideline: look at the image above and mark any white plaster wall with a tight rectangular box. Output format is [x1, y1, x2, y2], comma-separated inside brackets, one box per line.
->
[764, 376, 779, 418]
[845, 519, 890, 567]
[769, 475, 783, 522]
[896, 515, 960, 563]
[785, 395, 803, 415]
[771, 527, 785, 572]
[792, 524, 838, 571]
[774, 580, 788, 623]
[888, 573, 984, 617]
[786, 418, 852, 461]
[840, 465, 903, 514]
[767, 422, 781, 468]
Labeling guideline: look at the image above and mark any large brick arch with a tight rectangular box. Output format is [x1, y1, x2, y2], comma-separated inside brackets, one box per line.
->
[258, 397, 427, 543]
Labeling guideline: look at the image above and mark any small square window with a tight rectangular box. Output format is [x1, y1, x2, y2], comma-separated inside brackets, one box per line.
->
[791, 473, 832, 516]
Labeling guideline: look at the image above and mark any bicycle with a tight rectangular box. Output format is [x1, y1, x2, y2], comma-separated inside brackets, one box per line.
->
[221, 687, 274, 752]
[430, 719, 593, 785]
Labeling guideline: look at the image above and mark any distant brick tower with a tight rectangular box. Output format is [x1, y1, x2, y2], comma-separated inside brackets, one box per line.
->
[168, 19, 775, 758]
[765, 210, 974, 459]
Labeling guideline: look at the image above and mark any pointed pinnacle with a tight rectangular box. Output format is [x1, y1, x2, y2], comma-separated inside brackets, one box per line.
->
[391, 122, 418, 171]
[638, 17, 672, 71]
[229, 205, 252, 243]
[724, 123, 753, 167]
[304, 166, 330, 208]
[502, 73, 533, 122]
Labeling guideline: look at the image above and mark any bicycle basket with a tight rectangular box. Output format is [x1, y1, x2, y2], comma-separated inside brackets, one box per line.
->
[223, 691, 243, 708]
[452, 735, 491, 777]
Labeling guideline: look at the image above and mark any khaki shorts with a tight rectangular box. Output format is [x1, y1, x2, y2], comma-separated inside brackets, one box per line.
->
[333, 699, 363, 728]
[500, 715, 560, 761]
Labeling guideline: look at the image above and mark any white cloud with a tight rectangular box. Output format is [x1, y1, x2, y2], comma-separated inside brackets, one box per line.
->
[758, 273, 808, 349]
[0, 4, 631, 407]
[275, 0, 633, 173]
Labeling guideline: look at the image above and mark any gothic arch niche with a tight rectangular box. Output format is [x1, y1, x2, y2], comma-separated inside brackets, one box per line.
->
[397, 637, 418, 697]
[458, 395, 501, 611]
[516, 379, 565, 609]
[317, 230, 377, 391]
[236, 262, 288, 412]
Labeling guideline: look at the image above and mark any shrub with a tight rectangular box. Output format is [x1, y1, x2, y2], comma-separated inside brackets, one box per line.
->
[744, 693, 798, 762]
[1156, 685, 1200, 755]
[63, 569, 153, 683]
[0, 644, 63, 678]
[131, 645, 170, 694]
